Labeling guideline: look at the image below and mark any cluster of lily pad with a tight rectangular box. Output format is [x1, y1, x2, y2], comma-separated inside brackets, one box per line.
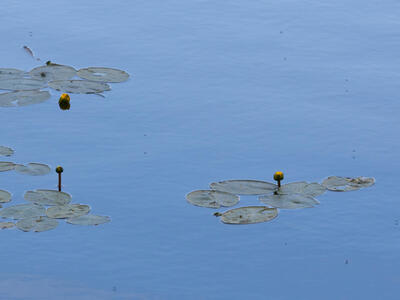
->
[186, 173, 375, 225]
[0, 63, 129, 107]
[0, 145, 110, 232]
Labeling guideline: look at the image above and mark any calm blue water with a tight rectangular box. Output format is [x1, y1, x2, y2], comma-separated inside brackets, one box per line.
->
[1, 0, 399, 299]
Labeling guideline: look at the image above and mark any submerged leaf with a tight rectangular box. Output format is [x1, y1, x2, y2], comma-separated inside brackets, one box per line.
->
[277, 181, 326, 197]
[0, 90, 50, 107]
[15, 163, 51, 176]
[0, 68, 24, 79]
[67, 214, 111, 225]
[0, 162, 15, 172]
[16, 216, 58, 232]
[77, 67, 129, 83]
[0, 222, 15, 229]
[210, 179, 277, 195]
[0, 78, 46, 90]
[48, 80, 110, 94]
[322, 176, 375, 192]
[29, 64, 76, 81]
[186, 190, 239, 208]
[216, 206, 278, 224]
[0, 146, 14, 156]
[46, 204, 90, 219]
[0, 190, 11, 203]
[259, 193, 319, 209]
[24, 189, 71, 206]
[0, 204, 45, 219]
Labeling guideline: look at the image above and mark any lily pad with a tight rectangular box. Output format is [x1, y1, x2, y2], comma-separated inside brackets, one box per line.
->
[48, 80, 110, 94]
[29, 64, 76, 81]
[16, 216, 58, 232]
[0, 68, 24, 79]
[15, 163, 51, 176]
[186, 190, 239, 208]
[0, 78, 46, 90]
[0, 90, 51, 107]
[0, 162, 15, 172]
[210, 180, 277, 195]
[67, 214, 111, 225]
[46, 204, 90, 219]
[216, 206, 278, 224]
[259, 193, 320, 209]
[0, 190, 11, 203]
[0, 222, 15, 229]
[24, 190, 71, 206]
[77, 67, 129, 83]
[277, 181, 326, 197]
[0, 204, 45, 219]
[322, 176, 375, 192]
[0, 146, 14, 156]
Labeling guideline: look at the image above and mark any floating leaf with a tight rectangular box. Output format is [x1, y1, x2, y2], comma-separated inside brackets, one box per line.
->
[0, 146, 13, 156]
[15, 163, 51, 176]
[46, 204, 90, 219]
[322, 176, 375, 192]
[0, 78, 46, 90]
[216, 206, 278, 224]
[24, 190, 71, 206]
[29, 64, 76, 81]
[77, 67, 129, 83]
[0, 68, 24, 79]
[0, 190, 11, 203]
[0, 222, 15, 229]
[0, 204, 45, 219]
[16, 216, 58, 232]
[0, 162, 15, 172]
[259, 193, 319, 209]
[186, 190, 239, 208]
[210, 180, 277, 195]
[67, 214, 111, 225]
[277, 181, 326, 197]
[48, 80, 110, 94]
[0, 90, 51, 107]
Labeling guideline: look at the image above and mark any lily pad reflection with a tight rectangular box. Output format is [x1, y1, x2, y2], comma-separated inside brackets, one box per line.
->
[77, 67, 129, 83]
[67, 215, 111, 225]
[48, 80, 110, 94]
[259, 193, 319, 209]
[16, 216, 58, 232]
[0, 190, 11, 203]
[322, 176, 375, 192]
[29, 64, 76, 81]
[0, 146, 14, 156]
[0, 78, 46, 90]
[24, 189, 71, 206]
[0, 90, 50, 107]
[0, 204, 45, 219]
[186, 190, 239, 208]
[46, 204, 90, 219]
[0, 162, 15, 172]
[216, 206, 278, 224]
[210, 180, 277, 195]
[15, 163, 51, 176]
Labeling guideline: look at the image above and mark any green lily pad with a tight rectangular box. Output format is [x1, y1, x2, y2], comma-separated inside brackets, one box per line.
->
[259, 193, 319, 209]
[186, 190, 239, 208]
[0, 146, 14, 156]
[24, 190, 71, 206]
[16, 216, 58, 232]
[67, 214, 111, 225]
[46, 204, 90, 219]
[15, 163, 51, 176]
[277, 181, 326, 197]
[0, 204, 45, 219]
[77, 67, 129, 83]
[0, 90, 51, 107]
[322, 176, 375, 192]
[48, 80, 110, 94]
[216, 206, 278, 224]
[0, 190, 11, 203]
[210, 180, 277, 195]
[29, 64, 76, 81]
[0, 78, 46, 90]
[0, 162, 15, 172]
[0, 68, 24, 79]
[0, 222, 15, 229]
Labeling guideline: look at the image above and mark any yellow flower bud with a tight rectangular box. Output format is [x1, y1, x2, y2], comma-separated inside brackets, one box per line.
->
[274, 171, 284, 181]
[55, 166, 64, 173]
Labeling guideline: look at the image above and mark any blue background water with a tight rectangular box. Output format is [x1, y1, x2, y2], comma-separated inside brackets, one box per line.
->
[1, 0, 399, 299]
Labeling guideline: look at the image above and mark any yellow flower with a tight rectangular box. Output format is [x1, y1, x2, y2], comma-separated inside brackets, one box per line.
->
[59, 93, 70, 102]
[55, 166, 64, 173]
[274, 171, 284, 181]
